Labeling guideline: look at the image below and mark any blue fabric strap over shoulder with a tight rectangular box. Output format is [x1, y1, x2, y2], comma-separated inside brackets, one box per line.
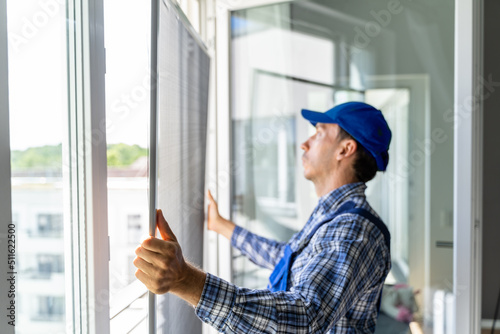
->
[345, 207, 391, 252]
[267, 201, 391, 298]
[267, 245, 293, 292]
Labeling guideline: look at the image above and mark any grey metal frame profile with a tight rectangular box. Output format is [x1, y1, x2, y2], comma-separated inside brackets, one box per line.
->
[149, 0, 159, 331]
[0, 0, 14, 333]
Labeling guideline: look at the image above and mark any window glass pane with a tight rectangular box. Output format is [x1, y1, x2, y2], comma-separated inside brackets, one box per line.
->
[231, 1, 454, 332]
[7, 0, 69, 333]
[104, 0, 150, 332]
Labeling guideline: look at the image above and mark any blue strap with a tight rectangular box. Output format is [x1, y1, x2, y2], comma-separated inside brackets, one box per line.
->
[267, 245, 293, 292]
[324, 206, 390, 314]
[268, 201, 391, 302]
[304, 201, 357, 242]
[345, 207, 391, 252]
[343, 207, 391, 314]
[268, 201, 357, 292]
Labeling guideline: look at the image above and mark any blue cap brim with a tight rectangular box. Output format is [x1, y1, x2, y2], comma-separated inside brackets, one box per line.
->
[301, 109, 335, 126]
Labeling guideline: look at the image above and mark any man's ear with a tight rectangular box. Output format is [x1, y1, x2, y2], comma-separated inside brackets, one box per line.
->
[336, 139, 358, 161]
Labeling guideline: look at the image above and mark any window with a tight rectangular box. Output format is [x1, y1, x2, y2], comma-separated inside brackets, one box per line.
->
[6, 0, 69, 332]
[36, 214, 63, 238]
[2, 0, 211, 331]
[4, 0, 109, 332]
[127, 214, 143, 243]
[37, 254, 64, 276]
[105, 1, 210, 333]
[33, 296, 65, 322]
[104, 0, 150, 332]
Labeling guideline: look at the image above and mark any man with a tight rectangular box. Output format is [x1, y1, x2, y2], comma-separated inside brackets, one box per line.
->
[134, 101, 392, 333]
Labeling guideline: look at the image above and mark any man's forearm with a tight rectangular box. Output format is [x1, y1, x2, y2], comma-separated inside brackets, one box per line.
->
[218, 218, 236, 240]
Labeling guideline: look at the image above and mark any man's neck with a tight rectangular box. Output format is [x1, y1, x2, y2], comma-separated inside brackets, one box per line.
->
[314, 174, 359, 198]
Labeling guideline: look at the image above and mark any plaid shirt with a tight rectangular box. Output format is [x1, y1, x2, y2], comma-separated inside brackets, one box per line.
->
[195, 182, 391, 333]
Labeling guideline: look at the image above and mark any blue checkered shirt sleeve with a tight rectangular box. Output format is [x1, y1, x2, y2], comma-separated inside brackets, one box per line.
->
[195, 216, 388, 333]
[230, 225, 288, 270]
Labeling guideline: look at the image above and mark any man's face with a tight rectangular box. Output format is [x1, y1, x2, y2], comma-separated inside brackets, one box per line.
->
[300, 123, 343, 182]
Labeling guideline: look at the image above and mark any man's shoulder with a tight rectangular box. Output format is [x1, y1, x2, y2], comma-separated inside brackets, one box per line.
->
[314, 203, 387, 244]
[321, 199, 380, 224]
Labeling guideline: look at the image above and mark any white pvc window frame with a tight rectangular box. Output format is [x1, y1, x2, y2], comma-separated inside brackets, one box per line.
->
[215, 0, 484, 333]
[66, 0, 109, 332]
[454, 0, 483, 333]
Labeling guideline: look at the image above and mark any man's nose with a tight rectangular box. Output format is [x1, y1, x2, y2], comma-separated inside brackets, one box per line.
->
[300, 139, 309, 151]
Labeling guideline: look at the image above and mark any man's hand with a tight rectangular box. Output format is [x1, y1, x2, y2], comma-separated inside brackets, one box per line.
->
[134, 209, 207, 306]
[207, 190, 236, 240]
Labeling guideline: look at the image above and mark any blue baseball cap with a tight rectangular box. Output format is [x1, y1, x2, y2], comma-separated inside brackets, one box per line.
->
[301, 101, 392, 171]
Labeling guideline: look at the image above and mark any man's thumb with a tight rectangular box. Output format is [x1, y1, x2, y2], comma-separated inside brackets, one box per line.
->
[156, 209, 177, 241]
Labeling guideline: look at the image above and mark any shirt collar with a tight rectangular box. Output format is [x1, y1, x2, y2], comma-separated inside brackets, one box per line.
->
[317, 182, 367, 213]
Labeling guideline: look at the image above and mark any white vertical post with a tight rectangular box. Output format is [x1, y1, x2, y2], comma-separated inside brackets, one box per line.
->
[68, 0, 109, 332]
[454, 0, 483, 333]
[203, 2, 221, 333]
[85, 0, 110, 329]
[215, 2, 233, 282]
[0, 0, 15, 333]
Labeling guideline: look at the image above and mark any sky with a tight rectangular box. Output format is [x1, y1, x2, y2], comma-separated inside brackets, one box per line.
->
[7, 0, 150, 151]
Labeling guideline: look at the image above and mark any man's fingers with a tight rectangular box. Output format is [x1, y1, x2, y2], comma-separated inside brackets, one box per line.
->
[156, 209, 177, 242]
[207, 190, 216, 204]
[139, 236, 176, 255]
[135, 268, 156, 292]
[133, 256, 156, 276]
[135, 244, 166, 265]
